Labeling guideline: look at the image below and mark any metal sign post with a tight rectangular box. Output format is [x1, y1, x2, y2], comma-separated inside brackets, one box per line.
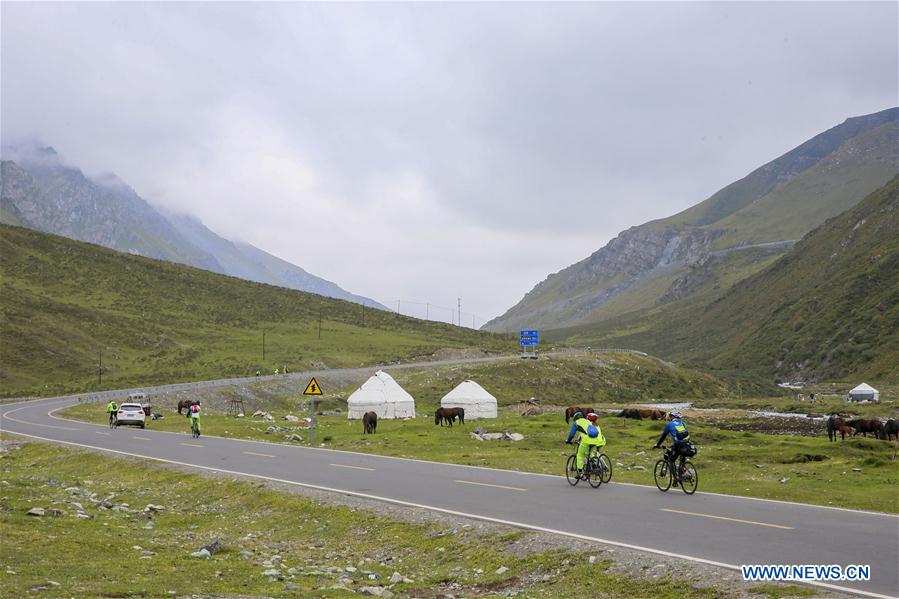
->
[303, 377, 323, 447]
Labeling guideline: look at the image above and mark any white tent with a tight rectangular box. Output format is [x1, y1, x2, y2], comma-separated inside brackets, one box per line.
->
[347, 370, 416, 419]
[440, 380, 498, 419]
[847, 383, 879, 403]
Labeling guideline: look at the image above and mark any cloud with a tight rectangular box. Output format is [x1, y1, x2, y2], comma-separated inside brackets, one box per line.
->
[2, 2, 896, 322]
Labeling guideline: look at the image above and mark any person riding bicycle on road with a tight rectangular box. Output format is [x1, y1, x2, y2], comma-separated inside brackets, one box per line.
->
[566, 411, 606, 473]
[186, 400, 201, 434]
[654, 410, 691, 481]
[106, 399, 118, 425]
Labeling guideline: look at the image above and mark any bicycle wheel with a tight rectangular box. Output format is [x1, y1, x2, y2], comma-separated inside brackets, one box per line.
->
[598, 453, 612, 483]
[565, 454, 580, 486]
[587, 457, 603, 488]
[654, 459, 671, 492]
[680, 461, 698, 495]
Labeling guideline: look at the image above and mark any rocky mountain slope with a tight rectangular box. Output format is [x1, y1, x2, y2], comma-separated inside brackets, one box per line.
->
[563, 175, 899, 384]
[485, 107, 898, 332]
[0, 146, 384, 308]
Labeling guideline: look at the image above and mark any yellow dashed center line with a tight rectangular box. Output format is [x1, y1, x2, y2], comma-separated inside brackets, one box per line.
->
[330, 464, 375, 471]
[455, 480, 527, 492]
[660, 508, 794, 530]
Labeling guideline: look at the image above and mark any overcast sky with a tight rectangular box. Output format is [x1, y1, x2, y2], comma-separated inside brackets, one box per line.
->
[2, 2, 897, 325]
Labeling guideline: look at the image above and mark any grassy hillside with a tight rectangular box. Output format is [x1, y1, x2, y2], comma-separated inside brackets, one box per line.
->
[0, 225, 511, 397]
[485, 108, 898, 334]
[561, 176, 899, 384]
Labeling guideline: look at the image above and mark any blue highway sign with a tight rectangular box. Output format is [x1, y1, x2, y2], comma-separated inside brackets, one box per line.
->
[519, 329, 539, 346]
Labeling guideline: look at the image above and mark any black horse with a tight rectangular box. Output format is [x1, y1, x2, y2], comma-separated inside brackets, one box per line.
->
[362, 411, 378, 435]
[825, 415, 845, 442]
[883, 419, 898, 442]
[177, 399, 193, 415]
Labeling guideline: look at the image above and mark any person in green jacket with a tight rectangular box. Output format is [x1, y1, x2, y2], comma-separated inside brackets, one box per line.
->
[106, 400, 118, 426]
[566, 411, 606, 472]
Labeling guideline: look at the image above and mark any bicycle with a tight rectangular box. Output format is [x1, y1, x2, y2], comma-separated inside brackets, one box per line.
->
[190, 418, 201, 439]
[565, 445, 613, 488]
[653, 445, 698, 495]
[108, 413, 118, 429]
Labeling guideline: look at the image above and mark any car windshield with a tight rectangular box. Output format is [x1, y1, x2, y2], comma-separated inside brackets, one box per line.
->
[120, 404, 142, 410]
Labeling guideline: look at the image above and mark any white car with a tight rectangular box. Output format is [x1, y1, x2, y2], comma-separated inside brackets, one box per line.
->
[116, 403, 146, 429]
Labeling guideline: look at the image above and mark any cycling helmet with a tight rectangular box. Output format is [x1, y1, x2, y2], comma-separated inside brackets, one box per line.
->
[572, 411, 584, 421]
[670, 409, 682, 419]
[586, 413, 598, 422]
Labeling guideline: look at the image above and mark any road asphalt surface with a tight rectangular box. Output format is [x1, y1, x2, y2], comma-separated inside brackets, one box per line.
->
[3, 391, 897, 598]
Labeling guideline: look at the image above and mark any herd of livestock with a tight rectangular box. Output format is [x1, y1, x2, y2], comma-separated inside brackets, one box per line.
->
[358, 404, 897, 446]
[825, 414, 898, 442]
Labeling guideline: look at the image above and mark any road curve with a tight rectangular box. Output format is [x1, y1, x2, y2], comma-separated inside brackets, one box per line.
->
[3, 395, 897, 598]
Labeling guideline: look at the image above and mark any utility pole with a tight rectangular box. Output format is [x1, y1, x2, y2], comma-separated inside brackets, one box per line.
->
[318, 308, 322, 340]
[98, 349, 102, 386]
[361, 303, 365, 327]
[262, 330, 266, 362]
[426, 303, 429, 321]
[457, 298, 461, 326]
[396, 300, 401, 318]
[472, 315, 475, 328]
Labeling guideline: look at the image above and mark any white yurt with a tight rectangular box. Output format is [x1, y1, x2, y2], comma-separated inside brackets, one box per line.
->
[347, 370, 416, 419]
[440, 380, 498, 419]
[847, 383, 880, 403]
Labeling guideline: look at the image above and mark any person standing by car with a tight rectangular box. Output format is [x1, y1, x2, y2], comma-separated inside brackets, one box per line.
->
[106, 399, 118, 426]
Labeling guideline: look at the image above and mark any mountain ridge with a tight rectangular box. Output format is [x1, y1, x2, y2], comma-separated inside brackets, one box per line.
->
[0, 145, 385, 309]
[484, 107, 899, 333]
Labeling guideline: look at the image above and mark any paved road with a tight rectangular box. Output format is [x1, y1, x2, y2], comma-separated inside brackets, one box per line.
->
[3, 395, 897, 598]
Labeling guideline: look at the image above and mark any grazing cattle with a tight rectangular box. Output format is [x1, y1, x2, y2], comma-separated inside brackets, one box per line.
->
[637, 408, 666, 420]
[836, 425, 855, 441]
[362, 411, 378, 435]
[847, 419, 885, 439]
[617, 408, 642, 420]
[883, 419, 898, 442]
[825, 415, 845, 442]
[435, 407, 465, 427]
[177, 399, 193, 415]
[565, 406, 595, 423]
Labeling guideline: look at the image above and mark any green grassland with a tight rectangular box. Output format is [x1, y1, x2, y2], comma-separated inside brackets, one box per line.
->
[0, 224, 512, 398]
[61, 380, 899, 514]
[1, 439, 737, 598]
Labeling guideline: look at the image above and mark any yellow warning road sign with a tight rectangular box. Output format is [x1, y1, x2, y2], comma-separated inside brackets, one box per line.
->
[303, 377, 323, 395]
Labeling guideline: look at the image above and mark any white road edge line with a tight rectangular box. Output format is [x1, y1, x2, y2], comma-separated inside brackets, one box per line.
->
[133, 436, 152, 441]
[180, 443, 203, 448]
[243, 451, 276, 458]
[14, 401, 899, 519]
[3, 430, 892, 599]
[455, 480, 527, 492]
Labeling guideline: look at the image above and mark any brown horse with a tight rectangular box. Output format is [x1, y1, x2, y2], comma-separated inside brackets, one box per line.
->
[565, 406, 595, 423]
[362, 411, 378, 435]
[435, 407, 465, 426]
[882, 419, 897, 442]
[617, 408, 642, 420]
[637, 408, 666, 420]
[836, 425, 855, 441]
[177, 399, 193, 415]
